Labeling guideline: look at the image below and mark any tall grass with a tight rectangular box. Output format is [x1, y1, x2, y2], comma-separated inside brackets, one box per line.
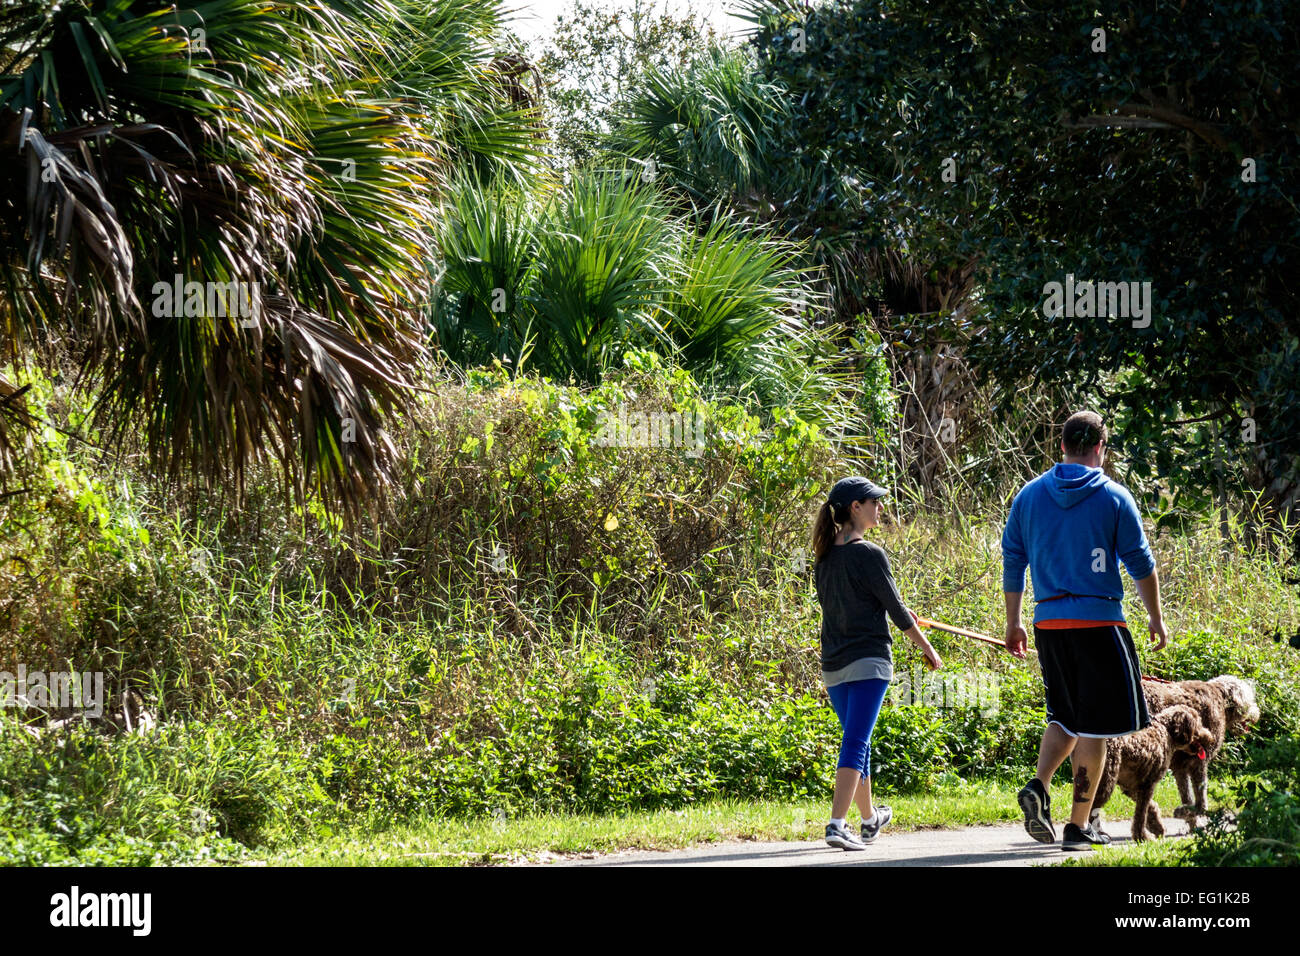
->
[2, 362, 1297, 863]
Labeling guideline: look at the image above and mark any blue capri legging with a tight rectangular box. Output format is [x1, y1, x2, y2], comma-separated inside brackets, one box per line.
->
[826, 678, 890, 780]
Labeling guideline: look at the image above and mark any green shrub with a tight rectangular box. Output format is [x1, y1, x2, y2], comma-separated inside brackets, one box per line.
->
[1184, 738, 1300, 866]
[0, 714, 332, 864]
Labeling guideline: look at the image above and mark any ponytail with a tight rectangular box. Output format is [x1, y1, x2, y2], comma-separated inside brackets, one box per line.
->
[811, 499, 853, 562]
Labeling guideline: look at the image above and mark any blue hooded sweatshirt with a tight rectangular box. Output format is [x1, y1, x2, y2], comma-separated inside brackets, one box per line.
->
[1002, 463, 1155, 625]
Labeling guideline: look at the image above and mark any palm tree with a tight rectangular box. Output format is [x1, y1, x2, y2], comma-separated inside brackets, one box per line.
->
[612, 42, 984, 480]
[0, 0, 542, 513]
[429, 167, 814, 395]
[607, 45, 797, 218]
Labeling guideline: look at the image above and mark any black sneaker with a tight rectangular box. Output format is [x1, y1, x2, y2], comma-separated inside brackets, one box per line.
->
[859, 805, 892, 844]
[1061, 822, 1112, 851]
[1017, 778, 1056, 844]
[825, 821, 866, 851]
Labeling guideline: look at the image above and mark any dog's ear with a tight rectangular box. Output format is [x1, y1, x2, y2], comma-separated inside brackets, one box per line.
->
[1162, 706, 1196, 748]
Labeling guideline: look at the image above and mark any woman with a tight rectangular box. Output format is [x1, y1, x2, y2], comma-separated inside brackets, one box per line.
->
[812, 476, 942, 850]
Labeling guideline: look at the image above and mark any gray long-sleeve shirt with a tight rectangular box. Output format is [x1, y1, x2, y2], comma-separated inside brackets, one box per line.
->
[814, 540, 914, 675]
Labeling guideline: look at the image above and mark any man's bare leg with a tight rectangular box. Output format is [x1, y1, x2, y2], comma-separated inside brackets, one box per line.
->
[1034, 722, 1078, 791]
[1068, 737, 1107, 826]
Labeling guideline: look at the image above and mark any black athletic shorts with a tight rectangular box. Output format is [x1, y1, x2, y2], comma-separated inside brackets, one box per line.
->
[1033, 624, 1150, 738]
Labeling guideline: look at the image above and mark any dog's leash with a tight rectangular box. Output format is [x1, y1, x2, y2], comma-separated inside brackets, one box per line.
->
[917, 617, 1171, 683]
[915, 617, 1015, 649]
[925, 624, 1206, 759]
[918, 619, 1209, 758]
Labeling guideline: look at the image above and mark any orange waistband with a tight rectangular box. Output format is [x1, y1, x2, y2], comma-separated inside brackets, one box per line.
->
[1034, 619, 1127, 630]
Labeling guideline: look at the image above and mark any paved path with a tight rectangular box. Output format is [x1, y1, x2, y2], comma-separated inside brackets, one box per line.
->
[518, 818, 1193, 867]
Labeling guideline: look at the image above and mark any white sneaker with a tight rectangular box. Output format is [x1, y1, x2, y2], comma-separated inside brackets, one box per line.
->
[859, 805, 892, 844]
[825, 821, 867, 850]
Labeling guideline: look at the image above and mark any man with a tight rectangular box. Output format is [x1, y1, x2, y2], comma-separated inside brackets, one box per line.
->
[1002, 411, 1169, 850]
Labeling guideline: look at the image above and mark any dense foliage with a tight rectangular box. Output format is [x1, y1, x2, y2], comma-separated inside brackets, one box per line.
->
[2, 0, 1298, 869]
[745, 0, 1300, 517]
[3, 360, 1298, 863]
[0, 0, 541, 510]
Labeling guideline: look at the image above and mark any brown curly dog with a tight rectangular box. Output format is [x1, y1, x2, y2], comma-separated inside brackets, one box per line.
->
[1140, 675, 1260, 822]
[1090, 704, 1216, 842]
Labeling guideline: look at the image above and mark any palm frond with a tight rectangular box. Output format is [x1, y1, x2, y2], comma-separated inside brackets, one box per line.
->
[0, 0, 511, 515]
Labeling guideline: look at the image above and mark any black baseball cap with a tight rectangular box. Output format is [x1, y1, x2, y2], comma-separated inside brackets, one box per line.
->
[828, 476, 888, 507]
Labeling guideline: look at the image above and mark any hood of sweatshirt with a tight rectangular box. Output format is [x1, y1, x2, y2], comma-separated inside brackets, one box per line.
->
[1044, 463, 1109, 509]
